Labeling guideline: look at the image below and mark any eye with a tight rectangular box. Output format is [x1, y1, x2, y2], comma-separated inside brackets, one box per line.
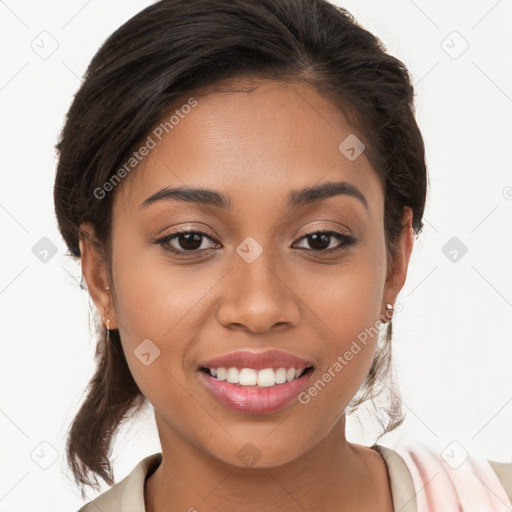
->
[292, 230, 356, 253]
[153, 228, 357, 257]
[153, 229, 219, 256]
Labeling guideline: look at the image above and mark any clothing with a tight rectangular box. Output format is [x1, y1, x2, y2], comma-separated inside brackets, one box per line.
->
[77, 443, 512, 512]
[375, 443, 512, 512]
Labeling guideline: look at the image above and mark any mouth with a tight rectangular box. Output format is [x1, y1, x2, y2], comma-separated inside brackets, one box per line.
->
[197, 364, 315, 415]
[199, 365, 314, 387]
[197, 349, 315, 414]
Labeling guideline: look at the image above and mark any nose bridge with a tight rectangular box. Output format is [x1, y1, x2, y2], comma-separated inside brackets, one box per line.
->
[216, 237, 300, 331]
[236, 238, 281, 293]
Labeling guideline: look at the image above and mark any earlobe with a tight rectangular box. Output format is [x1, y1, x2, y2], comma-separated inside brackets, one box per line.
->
[78, 222, 118, 330]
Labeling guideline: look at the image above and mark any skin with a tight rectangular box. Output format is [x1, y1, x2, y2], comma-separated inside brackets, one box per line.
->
[79, 77, 414, 512]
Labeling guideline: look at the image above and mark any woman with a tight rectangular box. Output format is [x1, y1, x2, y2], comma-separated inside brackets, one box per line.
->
[54, 0, 512, 511]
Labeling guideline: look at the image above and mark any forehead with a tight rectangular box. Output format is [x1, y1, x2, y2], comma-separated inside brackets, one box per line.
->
[115, 78, 382, 215]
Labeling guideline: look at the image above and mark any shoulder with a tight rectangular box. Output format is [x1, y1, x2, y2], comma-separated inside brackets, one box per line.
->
[488, 459, 512, 503]
[372, 443, 418, 512]
[374, 441, 512, 511]
[76, 453, 162, 512]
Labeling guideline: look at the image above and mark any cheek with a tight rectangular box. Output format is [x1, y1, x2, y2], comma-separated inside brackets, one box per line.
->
[291, 247, 386, 399]
[111, 227, 218, 336]
[294, 248, 385, 341]
[109, 240, 223, 395]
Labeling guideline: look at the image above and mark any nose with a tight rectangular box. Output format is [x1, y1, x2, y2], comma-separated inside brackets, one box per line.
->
[216, 247, 301, 334]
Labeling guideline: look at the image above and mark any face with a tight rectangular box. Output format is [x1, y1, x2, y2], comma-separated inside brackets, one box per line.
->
[80, 78, 412, 468]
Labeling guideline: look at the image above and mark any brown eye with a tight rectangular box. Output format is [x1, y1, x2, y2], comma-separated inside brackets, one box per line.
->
[153, 228, 356, 258]
[174, 232, 203, 251]
[293, 231, 356, 253]
[154, 230, 219, 255]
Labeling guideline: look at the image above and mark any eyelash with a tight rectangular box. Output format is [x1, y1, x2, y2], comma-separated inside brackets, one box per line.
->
[153, 228, 356, 257]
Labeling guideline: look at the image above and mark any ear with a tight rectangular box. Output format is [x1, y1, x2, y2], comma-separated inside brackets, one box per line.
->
[382, 207, 415, 311]
[78, 221, 118, 330]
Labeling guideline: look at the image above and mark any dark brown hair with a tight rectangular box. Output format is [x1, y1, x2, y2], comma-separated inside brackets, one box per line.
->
[54, 0, 428, 498]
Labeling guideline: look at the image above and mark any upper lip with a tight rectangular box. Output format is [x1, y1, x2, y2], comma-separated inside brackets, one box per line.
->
[198, 349, 314, 371]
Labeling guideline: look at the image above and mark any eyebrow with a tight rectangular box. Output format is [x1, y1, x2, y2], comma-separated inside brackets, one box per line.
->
[139, 180, 369, 212]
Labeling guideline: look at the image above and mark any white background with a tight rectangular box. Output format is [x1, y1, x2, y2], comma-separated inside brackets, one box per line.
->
[1, 0, 511, 510]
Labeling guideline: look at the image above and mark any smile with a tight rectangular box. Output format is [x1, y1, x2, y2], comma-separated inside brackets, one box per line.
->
[200, 366, 312, 387]
[197, 349, 315, 414]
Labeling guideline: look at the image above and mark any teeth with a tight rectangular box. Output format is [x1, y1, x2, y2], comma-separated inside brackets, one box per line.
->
[257, 368, 275, 387]
[226, 367, 239, 384]
[206, 366, 309, 387]
[239, 368, 257, 386]
[275, 368, 287, 384]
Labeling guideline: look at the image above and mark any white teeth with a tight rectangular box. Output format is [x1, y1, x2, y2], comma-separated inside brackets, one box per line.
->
[239, 368, 257, 386]
[275, 368, 287, 384]
[257, 368, 275, 387]
[226, 367, 239, 383]
[207, 366, 309, 387]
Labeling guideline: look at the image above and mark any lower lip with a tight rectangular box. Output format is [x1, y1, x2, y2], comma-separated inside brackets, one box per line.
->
[198, 369, 313, 414]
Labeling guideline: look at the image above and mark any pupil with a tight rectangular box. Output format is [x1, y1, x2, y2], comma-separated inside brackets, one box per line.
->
[309, 233, 330, 250]
[179, 233, 202, 250]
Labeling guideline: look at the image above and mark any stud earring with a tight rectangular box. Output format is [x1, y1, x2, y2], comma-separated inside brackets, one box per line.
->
[101, 316, 112, 342]
[103, 286, 112, 336]
[379, 302, 394, 323]
[385, 302, 394, 322]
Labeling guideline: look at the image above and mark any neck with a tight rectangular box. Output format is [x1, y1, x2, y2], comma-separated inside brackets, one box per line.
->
[144, 415, 393, 512]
